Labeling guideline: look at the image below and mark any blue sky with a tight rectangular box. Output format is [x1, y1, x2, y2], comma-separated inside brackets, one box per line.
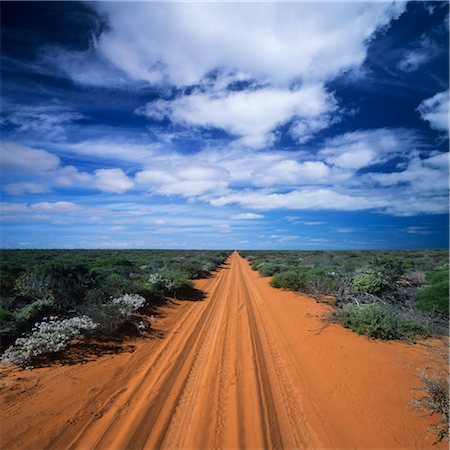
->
[0, 1, 448, 250]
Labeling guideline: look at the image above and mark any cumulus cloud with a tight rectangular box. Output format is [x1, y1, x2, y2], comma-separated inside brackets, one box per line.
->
[2, 124, 447, 217]
[1, 142, 60, 173]
[88, 2, 405, 86]
[1, 142, 134, 195]
[369, 152, 449, 193]
[94, 168, 133, 193]
[35, 3, 406, 153]
[253, 160, 331, 186]
[135, 164, 229, 197]
[54, 166, 93, 188]
[319, 128, 419, 170]
[416, 90, 449, 133]
[231, 213, 264, 220]
[137, 84, 336, 148]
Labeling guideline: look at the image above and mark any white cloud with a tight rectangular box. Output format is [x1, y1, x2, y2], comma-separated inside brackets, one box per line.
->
[62, 140, 158, 164]
[34, 3, 406, 155]
[30, 201, 83, 213]
[211, 188, 385, 212]
[319, 128, 418, 169]
[4, 182, 49, 196]
[89, 2, 405, 86]
[0, 201, 99, 222]
[138, 84, 336, 148]
[1, 142, 135, 195]
[94, 168, 133, 193]
[231, 213, 264, 220]
[404, 226, 432, 235]
[135, 164, 229, 197]
[398, 35, 439, 73]
[398, 50, 431, 73]
[40, 47, 132, 88]
[335, 228, 359, 233]
[2, 104, 84, 140]
[383, 195, 448, 217]
[1, 142, 60, 173]
[369, 152, 449, 193]
[290, 116, 334, 144]
[54, 166, 93, 187]
[416, 90, 449, 133]
[253, 160, 331, 186]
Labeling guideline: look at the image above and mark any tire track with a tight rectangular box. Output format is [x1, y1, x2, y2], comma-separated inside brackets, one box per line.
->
[237, 255, 316, 449]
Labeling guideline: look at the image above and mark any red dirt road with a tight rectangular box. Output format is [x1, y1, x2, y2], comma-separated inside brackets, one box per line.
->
[0, 252, 445, 449]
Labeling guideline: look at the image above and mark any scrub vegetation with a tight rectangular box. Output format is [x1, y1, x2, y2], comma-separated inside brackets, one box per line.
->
[0, 249, 229, 366]
[241, 249, 449, 341]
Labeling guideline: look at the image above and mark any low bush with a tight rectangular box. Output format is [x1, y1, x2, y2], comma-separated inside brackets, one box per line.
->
[418, 375, 449, 443]
[335, 303, 430, 340]
[415, 268, 449, 316]
[352, 266, 389, 295]
[111, 293, 146, 316]
[258, 262, 283, 277]
[14, 271, 52, 299]
[373, 255, 409, 283]
[0, 250, 229, 350]
[148, 270, 191, 298]
[0, 307, 13, 324]
[1, 316, 97, 367]
[270, 270, 307, 291]
[14, 296, 55, 326]
[80, 293, 146, 335]
[303, 272, 341, 301]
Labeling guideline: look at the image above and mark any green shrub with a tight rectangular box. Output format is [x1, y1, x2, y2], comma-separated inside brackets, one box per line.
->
[14, 296, 55, 325]
[270, 271, 307, 291]
[335, 303, 430, 340]
[352, 266, 389, 294]
[374, 255, 409, 282]
[258, 262, 282, 277]
[101, 273, 134, 298]
[148, 270, 192, 297]
[0, 307, 13, 324]
[14, 271, 52, 299]
[415, 268, 449, 316]
[303, 272, 341, 299]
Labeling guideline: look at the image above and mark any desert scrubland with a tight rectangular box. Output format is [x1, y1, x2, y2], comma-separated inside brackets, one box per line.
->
[1, 250, 448, 449]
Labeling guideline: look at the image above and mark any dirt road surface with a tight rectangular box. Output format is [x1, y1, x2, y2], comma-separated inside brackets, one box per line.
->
[1, 252, 445, 449]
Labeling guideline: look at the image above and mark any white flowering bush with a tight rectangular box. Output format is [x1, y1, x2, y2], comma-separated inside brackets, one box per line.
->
[1, 315, 97, 367]
[148, 273, 176, 293]
[81, 294, 147, 335]
[111, 294, 146, 316]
